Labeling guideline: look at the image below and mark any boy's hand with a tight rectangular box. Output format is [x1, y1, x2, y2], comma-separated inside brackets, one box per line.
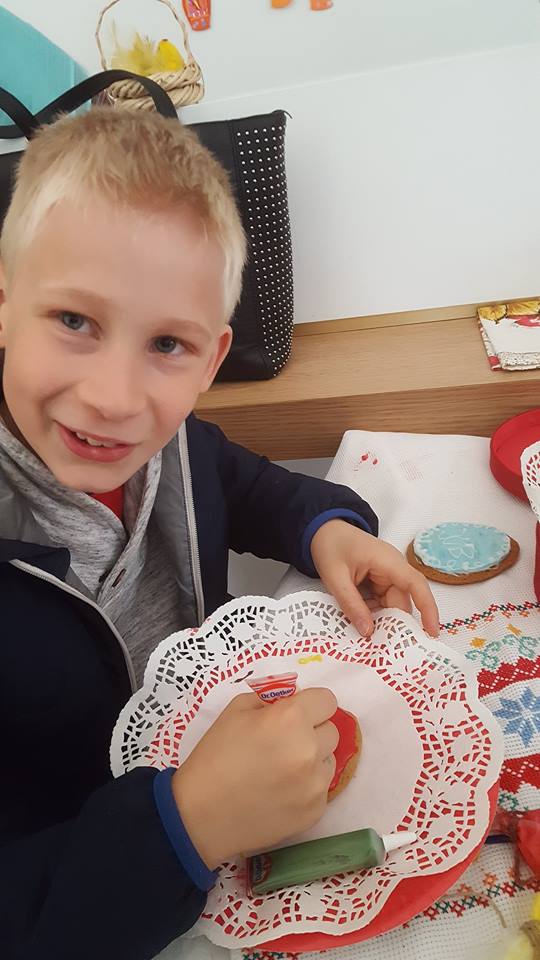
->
[310, 520, 440, 639]
[172, 688, 338, 869]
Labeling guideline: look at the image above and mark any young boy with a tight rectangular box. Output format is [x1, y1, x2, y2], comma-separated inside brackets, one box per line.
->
[0, 107, 438, 960]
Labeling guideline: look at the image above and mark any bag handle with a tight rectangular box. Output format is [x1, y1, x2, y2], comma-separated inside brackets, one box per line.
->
[0, 87, 38, 140]
[0, 69, 179, 141]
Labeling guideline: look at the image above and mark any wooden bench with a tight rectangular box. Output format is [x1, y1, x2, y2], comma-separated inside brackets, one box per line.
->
[196, 304, 540, 460]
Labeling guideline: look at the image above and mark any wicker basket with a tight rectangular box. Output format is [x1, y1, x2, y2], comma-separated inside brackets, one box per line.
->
[96, 0, 204, 111]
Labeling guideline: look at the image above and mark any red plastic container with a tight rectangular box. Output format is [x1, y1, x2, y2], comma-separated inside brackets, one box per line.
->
[490, 410, 540, 601]
[536, 524, 540, 602]
[490, 409, 540, 502]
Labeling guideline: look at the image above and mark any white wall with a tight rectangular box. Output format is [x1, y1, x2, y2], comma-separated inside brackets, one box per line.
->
[2, 0, 540, 321]
[2, 0, 539, 100]
[188, 44, 540, 322]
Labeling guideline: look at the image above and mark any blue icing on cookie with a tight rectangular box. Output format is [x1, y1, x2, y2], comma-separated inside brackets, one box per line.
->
[414, 523, 510, 575]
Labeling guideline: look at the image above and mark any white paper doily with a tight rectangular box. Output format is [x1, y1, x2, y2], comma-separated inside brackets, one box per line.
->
[521, 440, 540, 521]
[110, 592, 503, 948]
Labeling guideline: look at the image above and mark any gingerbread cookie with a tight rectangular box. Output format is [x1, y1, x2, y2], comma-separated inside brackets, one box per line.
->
[328, 707, 362, 801]
[407, 522, 519, 585]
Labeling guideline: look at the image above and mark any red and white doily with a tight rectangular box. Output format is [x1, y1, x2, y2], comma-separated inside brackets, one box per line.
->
[110, 592, 503, 948]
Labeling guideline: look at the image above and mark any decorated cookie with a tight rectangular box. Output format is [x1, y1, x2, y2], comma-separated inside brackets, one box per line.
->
[328, 708, 362, 801]
[407, 522, 519, 584]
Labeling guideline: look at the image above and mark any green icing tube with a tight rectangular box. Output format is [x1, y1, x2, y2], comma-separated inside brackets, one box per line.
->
[247, 829, 417, 896]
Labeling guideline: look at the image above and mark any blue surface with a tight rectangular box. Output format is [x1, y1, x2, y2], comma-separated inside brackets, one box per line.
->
[0, 6, 86, 122]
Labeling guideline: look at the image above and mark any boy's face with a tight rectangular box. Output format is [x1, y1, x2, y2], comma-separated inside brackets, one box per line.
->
[0, 198, 232, 492]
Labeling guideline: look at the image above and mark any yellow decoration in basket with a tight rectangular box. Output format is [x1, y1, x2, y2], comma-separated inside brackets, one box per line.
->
[110, 29, 184, 76]
[157, 38, 185, 71]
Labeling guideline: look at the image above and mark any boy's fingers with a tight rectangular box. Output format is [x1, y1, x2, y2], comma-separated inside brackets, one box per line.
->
[382, 582, 439, 638]
[408, 573, 440, 638]
[323, 752, 337, 790]
[365, 596, 383, 611]
[295, 687, 338, 725]
[316, 718, 340, 759]
[380, 562, 440, 639]
[383, 585, 412, 615]
[325, 572, 374, 636]
[228, 692, 265, 711]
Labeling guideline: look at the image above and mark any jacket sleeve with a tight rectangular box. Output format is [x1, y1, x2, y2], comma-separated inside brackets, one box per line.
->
[194, 418, 378, 576]
[2, 767, 207, 960]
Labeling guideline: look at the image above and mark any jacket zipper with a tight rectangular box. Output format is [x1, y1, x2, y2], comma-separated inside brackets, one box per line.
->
[178, 423, 205, 625]
[10, 559, 137, 693]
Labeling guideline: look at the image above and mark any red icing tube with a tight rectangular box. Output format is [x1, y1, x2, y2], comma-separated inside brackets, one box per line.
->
[329, 707, 358, 793]
[247, 672, 298, 703]
[246, 676, 357, 793]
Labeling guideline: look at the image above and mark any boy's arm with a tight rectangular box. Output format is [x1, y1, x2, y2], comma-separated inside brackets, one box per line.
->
[2, 688, 343, 960]
[1, 768, 209, 960]
[191, 417, 378, 575]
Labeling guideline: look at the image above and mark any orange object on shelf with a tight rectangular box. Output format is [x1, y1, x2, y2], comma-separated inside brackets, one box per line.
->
[272, 0, 333, 8]
[182, 0, 211, 30]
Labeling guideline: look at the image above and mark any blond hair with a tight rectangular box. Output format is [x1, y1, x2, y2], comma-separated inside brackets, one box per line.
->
[0, 107, 246, 319]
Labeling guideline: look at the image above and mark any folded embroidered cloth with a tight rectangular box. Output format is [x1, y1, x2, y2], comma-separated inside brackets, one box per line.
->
[478, 299, 540, 371]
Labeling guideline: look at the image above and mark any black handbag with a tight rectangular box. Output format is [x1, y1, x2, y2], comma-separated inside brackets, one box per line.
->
[0, 71, 294, 382]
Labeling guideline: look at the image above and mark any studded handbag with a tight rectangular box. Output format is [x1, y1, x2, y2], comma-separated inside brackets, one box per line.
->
[0, 73, 294, 382]
[191, 111, 294, 381]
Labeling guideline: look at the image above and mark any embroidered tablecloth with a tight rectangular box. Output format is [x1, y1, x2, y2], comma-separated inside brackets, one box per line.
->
[270, 431, 540, 959]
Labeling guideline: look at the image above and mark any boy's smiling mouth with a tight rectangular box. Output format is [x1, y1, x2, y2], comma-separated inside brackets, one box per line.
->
[57, 423, 135, 463]
[73, 431, 119, 449]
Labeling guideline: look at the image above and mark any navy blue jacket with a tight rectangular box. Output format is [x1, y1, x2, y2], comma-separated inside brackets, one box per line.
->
[0, 415, 377, 960]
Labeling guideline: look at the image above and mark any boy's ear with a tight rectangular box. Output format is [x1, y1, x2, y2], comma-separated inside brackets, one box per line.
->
[0, 261, 8, 347]
[0, 260, 6, 304]
[200, 325, 233, 393]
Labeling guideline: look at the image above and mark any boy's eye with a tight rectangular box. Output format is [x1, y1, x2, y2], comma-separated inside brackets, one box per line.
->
[59, 311, 89, 332]
[154, 336, 184, 356]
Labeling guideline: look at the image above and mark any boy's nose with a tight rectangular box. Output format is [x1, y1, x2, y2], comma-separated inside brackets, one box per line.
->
[78, 353, 146, 423]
